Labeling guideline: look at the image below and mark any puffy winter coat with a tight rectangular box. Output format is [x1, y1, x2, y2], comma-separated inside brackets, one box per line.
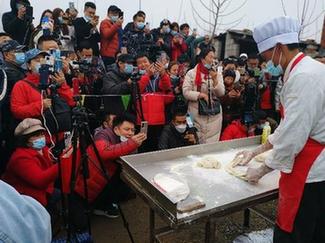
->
[100, 19, 121, 58]
[220, 120, 248, 141]
[2, 147, 58, 206]
[182, 65, 225, 143]
[74, 128, 139, 202]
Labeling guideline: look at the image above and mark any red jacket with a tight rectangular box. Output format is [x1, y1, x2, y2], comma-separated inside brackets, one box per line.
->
[171, 38, 188, 61]
[137, 74, 174, 125]
[100, 19, 121, 58]
[10, 73, 75, 120]
[2, 147, 58, 206]
[74, 128, 139, 202]
[220, 120, 248, 141]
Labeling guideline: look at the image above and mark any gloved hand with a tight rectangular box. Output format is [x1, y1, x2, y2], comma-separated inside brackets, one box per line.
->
[232, 150, 255, 167]
[246, 164, 273, 184]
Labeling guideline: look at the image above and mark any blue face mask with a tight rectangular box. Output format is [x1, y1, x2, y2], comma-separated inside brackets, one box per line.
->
[204, 63, 212, 70]
[139, 69, 146, 75]
[32, 137, 46, 150]
[14, 52, 26, 65]
[124, 64, 134, 74]
[110, 15, 118, 23]
[266, 47, 283, 77]
[171, 30, 178, 36]
[32, 63, 41, 74]
[58, 16, 64, 24]
[136, 22, 145, 30]
[266, 60, 283, 77]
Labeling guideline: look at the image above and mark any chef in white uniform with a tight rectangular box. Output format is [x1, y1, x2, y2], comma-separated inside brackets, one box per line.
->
[234, 16, 325, 243]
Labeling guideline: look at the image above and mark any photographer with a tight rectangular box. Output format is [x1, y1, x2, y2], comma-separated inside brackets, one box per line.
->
[29, 9, 54, 49]
[72, 114, 146, 221]
[0, 40, 27, 172]
[158, 106, 198, 150]
[101, 54, 135, 115]
[74, 2, 100, 56]
[52, 8, 75, 52]
[135, 53, 174, 152]
[10, 48, 74, 127]
[2, 119, 65, 208]
[2, 0, 34, 45]
[100, 5, 123, 67]
[220, 69, 244, 129]
[122, 11, 154, 57]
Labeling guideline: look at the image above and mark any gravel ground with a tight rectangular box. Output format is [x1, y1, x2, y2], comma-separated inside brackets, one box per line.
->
[91, 196, 277, 243]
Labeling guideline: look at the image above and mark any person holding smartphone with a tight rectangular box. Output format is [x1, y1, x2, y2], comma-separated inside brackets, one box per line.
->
[73, 2, 100, 56]
[2, 0, 34, 45]
[100, 5, 123, 67]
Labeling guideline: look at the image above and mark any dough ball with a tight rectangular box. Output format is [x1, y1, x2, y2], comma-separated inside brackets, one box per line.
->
[197, 156, 221, 169]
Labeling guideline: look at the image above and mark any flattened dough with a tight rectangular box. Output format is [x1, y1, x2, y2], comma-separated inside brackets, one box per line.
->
[254, 150, 272, 163]
[197, 156, 221, 169]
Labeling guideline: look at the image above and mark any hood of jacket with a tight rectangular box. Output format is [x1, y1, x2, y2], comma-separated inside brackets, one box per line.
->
[11, 0, 31, 13]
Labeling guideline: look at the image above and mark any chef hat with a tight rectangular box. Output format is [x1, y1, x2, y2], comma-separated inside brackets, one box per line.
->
[253, 16, 300, 53]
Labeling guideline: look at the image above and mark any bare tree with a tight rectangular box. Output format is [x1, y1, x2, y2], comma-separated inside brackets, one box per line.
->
[280, 0, 325, 39]
[189, 0, 247, 39]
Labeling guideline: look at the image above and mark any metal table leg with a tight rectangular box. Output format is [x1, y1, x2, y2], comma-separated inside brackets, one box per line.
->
[149, 208, 155, 243]
[205, 219, 217, 243]
[243, 208, 251, 228]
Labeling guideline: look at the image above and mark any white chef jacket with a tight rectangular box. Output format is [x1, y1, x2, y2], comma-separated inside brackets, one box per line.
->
[266, 52, 325, 183]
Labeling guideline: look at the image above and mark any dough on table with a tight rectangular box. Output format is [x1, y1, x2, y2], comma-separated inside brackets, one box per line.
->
[254, 150, 272, 163]
[197, 156, 221, 169]
[225, 155, 248, 181]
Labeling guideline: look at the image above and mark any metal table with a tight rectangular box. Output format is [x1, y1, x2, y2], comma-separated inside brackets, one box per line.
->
[120, 137, 279, 242]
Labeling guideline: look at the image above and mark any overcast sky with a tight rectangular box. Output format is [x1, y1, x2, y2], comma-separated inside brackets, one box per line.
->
[0, 0, 324, 42]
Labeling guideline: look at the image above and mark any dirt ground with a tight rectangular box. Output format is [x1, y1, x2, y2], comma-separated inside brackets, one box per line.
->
[91, 196, 277, 243]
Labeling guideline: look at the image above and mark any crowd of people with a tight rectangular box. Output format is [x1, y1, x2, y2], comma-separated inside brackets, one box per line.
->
[0, 0, 324, 241]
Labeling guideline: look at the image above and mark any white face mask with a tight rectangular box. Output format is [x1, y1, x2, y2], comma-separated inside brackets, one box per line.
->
[175, 124, 187, 133]
[120, 136, 128, 142]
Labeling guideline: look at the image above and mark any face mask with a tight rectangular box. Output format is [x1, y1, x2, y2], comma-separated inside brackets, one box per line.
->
[32, 137, 46, 150]
[171, 30, 178, 36]
[83, 57, 92, 64]
[58, 16, 64, 24]
[120, 136, 128, 142]
[124, 64, 134, 74]
[204, 63, 212, 70]
[32, 62, 41, 74]
[139, 69, 146, 75]
[175, 124, 187, 133]
[84, 15, 92, 22]
[110, 15, 118, 23]
[163, 27, 171, 34]
[136, 22, 145, 30]
[14, 52, 26, 65]
[266, 47, 283, 77]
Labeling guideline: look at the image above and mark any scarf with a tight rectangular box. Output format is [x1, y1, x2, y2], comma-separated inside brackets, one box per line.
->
[195, 62, 209, 88]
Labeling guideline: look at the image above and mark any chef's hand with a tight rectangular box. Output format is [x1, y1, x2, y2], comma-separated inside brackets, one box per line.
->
[232, 150, 255, 167]
[246, 164, 273, 184]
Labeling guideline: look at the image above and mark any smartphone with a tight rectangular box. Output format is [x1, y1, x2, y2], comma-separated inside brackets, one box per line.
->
[94, 15, 99, 21]
[69, 2, 75, 10]
[145, 22, 150, 29]
[140, 121, 148, 135]
[119, 11, 124, 18]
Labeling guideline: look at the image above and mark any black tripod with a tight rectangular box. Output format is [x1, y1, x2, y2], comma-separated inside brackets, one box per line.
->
[68, 105, 135, 243]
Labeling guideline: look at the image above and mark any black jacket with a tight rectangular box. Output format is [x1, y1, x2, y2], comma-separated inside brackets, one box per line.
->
[158, 124, 198, 150]
[101, 64, 131, 115]
[0, 61, 26, 143]
[73, 17, 100, 56]
[2, 0, 33, 45]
